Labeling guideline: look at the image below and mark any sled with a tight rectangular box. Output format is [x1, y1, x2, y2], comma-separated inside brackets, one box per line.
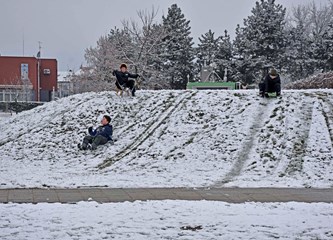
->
[267, 92, 278, 98]
[260, 92, 281, 98]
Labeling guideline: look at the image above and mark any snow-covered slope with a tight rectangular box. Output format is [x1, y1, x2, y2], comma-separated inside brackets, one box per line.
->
[0, 90, 332, 188]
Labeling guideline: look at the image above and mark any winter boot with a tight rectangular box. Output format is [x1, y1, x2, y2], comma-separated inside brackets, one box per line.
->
[91, 143, 97, 150]
[78, 143, 87, 150]
[80, 143, 89, 150]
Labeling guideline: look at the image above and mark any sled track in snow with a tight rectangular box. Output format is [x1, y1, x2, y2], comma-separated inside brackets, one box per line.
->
[213, 98, 275, 187]
[273, 93, 314, 177]
[112, 97, 171, 140]
[97, 91, 196, 169]
[317, 93, 333, 147]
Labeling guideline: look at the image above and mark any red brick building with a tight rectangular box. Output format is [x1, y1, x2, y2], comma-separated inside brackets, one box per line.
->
[0, 56, 57, 102]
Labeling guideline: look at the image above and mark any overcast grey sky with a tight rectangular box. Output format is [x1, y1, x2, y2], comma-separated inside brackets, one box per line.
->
[0, 0, 330, 71]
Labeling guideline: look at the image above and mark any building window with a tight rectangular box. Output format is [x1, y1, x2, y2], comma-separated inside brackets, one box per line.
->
[0, 88, 33, 102]
[5, 93, 11, 102]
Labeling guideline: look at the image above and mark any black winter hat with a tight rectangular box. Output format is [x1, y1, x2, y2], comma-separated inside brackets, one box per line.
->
[103, 115, 111, 123]
[120, 63, 127, 69]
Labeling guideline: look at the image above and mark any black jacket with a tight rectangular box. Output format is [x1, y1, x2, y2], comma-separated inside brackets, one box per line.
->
[112, 70, 139, 85]
[264, 74, 281, 92]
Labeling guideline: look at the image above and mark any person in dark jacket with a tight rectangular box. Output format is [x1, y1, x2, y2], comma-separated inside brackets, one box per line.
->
[78, 115, 113, 150]
[112, 63, 139, 96]
[259, 69, 281, 98]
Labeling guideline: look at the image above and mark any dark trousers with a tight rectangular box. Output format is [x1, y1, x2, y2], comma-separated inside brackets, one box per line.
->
[82, 135, 108, 150]
[116, 80, 136, 96]
[259, 82, 281, 94]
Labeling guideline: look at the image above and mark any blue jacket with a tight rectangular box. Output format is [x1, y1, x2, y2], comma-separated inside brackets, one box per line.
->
[89, 124, 113, 141]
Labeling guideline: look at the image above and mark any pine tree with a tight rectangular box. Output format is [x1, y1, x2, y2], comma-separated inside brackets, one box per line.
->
[234, 0, 287, 84]
[284, 22, 315, 80]
[323, 20, 333, 71]
[216, 30, 233, 81]
[197, 29, 219, 67]
[194, 29, 220, 81]
[317, 21, 333, 71]
[232, 24, 256, 83]
[161, 4, 194, 89]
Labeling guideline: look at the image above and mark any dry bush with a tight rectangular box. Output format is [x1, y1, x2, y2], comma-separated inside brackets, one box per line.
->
[285, 72, 333, 89]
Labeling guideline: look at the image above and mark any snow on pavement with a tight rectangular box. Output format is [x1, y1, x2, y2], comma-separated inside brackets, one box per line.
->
[0, 90, 332, 188]
[1, 200, 332, 240]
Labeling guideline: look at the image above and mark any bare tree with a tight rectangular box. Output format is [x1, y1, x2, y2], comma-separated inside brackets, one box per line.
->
[308, 1, 333, 39]
[119, 6, 169, 89]
[288, 1, 333, 39]
[287, 5, 311, 34]
[85, 35, 116, 81]
[71, 67, 113, 94]
[84, 6, 169, 90]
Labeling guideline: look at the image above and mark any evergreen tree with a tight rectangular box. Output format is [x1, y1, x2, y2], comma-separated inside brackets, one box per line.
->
[317, 21, 333, 71]
[161, 4, 194, 89]
[232, 24, 255, 83]
[323, 20, 333, 71]
[233, 0, 287, 84]
[216, 30, 234, 81]
[194, 29, 220, 81]
[197, 29, 219, 67]
[284, 22, 315, 80]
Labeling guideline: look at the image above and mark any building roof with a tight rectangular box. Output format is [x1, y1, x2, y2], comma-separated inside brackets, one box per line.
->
[57, 71, 74, 82]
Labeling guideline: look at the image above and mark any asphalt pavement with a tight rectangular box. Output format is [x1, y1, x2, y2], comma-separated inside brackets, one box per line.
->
[0, 187, 332, 204]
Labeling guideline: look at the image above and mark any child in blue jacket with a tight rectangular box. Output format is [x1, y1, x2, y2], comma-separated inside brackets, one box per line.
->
[78, 115, 113, 150]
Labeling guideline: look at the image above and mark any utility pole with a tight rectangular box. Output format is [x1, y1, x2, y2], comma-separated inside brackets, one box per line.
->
[22, 29, 25, 56]
[37, 41, 42, 102]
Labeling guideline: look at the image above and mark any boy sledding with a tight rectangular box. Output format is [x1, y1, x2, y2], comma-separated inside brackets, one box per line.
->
[113, 63, 140, 97]
[259, 69, 281, 98]
[78, 115, 113, 150]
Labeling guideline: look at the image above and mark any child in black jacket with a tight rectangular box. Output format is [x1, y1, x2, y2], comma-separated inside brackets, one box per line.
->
[112, 63, 139, 96]
[259, 69, 281, 98]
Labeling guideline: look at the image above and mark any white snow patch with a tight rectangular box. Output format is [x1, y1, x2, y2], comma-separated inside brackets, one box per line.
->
[0, 201, 332, 240]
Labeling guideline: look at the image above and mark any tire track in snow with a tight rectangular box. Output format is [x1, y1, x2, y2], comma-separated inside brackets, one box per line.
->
[97, 91, 196, 169]
[213, 98, 276, 186]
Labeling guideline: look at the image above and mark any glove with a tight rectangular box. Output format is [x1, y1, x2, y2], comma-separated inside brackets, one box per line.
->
[88, 126, 93, 134]
[112, 70, 116, 76]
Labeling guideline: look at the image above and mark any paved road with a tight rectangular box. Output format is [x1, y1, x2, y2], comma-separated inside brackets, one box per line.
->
[0, 188, 332, 204]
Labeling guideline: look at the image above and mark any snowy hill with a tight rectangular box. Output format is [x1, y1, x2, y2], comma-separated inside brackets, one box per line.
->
[0, 90, 332, 188]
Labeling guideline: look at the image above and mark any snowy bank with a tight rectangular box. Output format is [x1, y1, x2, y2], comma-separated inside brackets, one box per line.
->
[0, 90, 332, 188]
[1, 200, 332, 240]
